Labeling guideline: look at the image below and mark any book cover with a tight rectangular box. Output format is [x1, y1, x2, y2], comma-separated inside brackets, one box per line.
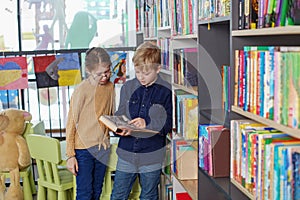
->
[210, 128, 230, 177]
[262, 135, 294, 199]
[256, 130, 285, 199]
[230, 119, 255, 182]
[182, 98, 198, 140]
[292, 149, 300, 199]
[271, 141, 300, 199]
[171, 137, 188, 174]
[198, 124, 223, 172]
[99, 115, 158, 137]
[238, 0, 245, 29]
[176, 145, 197, 180]
[273, 47, 281, 123]
[183, 48, 198, 87]
[175, 192, 192, 200]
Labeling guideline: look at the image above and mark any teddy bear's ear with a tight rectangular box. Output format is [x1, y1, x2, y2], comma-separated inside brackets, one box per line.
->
[23, 111, 32, 122]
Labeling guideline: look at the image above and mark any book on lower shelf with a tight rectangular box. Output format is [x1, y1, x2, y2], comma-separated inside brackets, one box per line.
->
[198, 124, 230, 177]
[175, 192, 192, 200]
[99, 115, 158, 137]
[171, 137, 197, 180]
[230, 119, 300, 199]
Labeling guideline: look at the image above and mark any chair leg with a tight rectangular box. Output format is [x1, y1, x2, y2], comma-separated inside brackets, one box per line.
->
[57, 191, 67, 200]
[28, 167, 37, 195]
[128, 178, 141, 200]
[100, 171, 112, 200]
[47, 188, 57, 200]
[73, 176, 76, 200]
[22, 175, 33, 200]
[37, 185, 46, 200]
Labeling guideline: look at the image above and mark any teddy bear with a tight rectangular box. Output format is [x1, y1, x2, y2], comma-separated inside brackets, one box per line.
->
[0, 108, 32, 200]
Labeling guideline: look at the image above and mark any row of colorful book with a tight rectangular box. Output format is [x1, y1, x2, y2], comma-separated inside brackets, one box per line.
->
[234, 46, 300, 129]
[142, 0, 158, 38]
[238, 0, 300, 30]
[174, 90, 198, 140]
[198, 0, 230, 20]
[157, 38, 170, 70]
[157, 0, 171, 28]
[170, 0, 198, 36]
[230, 119, 300, 200]
[198, 124, 230, 177]
[173, 48, 198, 87]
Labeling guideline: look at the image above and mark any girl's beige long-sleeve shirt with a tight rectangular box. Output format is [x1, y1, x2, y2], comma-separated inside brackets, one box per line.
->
[65, 77, 114, 158]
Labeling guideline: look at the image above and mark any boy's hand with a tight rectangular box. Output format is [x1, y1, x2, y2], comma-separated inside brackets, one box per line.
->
[129, 117, 146, 129]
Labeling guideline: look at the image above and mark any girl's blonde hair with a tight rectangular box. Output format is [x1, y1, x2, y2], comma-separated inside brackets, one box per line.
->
[85, 47, 111, 72]
[132, 42, 161, 71]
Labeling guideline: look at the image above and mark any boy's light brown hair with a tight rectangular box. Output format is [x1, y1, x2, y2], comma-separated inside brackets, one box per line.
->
[132, 42, 161, 71]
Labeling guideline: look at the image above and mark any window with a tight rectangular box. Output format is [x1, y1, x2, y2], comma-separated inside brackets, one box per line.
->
[0, 0, 136, 51]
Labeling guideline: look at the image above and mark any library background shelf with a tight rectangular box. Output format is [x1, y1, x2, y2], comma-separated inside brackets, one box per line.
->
[136, 0, 300, 199]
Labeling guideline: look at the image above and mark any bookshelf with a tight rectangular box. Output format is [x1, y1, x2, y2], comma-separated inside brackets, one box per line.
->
[229, 0, 300, 199]
[138, 0, 298, 199]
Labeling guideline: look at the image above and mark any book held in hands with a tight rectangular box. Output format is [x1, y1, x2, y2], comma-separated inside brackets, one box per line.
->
[99, 115, 158, 138]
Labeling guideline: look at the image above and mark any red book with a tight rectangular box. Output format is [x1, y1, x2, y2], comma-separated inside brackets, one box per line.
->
[176, 192, 192, 200]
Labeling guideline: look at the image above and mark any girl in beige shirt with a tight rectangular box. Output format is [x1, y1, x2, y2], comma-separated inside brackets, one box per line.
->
[66, 47, 114, 200]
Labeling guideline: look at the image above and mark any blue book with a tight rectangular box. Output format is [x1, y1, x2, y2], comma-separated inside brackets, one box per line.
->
[292, 151, 300, 200]
[175, 92, 197, 134]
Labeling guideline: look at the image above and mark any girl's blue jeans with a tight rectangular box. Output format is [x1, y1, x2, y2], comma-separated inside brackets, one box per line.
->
[111, 157, 162, 200]
[75, 145, 110, 200]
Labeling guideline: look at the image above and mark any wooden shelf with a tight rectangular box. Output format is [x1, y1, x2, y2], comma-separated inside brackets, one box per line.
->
[232, 106, 300, 139]
[173, 174, 198, 200]
[172, 83, 198, 96]
[172, 34, 197, 40]
[232, 26, 300, 36]
[158, 26, 171, 31]
[157, 27, 171, 38]
[198, 16, 230, 25]
[231, 179, 254, 200]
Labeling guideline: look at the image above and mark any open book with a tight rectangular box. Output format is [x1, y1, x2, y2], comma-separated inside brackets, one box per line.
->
[99, 115, 158, 137]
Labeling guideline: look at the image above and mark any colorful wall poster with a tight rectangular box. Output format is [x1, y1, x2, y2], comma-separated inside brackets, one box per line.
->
[108, 52, 127, 84]
[33, 53, 81, 88]
[0, 57, 28, 90]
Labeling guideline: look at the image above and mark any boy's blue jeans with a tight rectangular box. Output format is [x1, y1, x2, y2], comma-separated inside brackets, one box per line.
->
[75, 145, 109, 200]
[111, 157, 162, 200]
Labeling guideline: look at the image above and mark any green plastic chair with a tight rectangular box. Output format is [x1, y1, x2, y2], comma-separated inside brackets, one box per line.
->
[26, 134, 73, 200]
[0, 122, 37, 200]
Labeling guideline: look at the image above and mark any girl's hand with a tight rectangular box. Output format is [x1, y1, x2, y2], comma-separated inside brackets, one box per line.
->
[129, 117, 146, 129]
[67, 157, 78, 176]
[115, 127, 132, 136]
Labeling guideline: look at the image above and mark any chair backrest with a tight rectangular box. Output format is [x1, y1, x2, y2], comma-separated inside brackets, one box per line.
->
[31, 121, 46, 135]
[27, 134, 64, 186]
[26, 134, 61, 164]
